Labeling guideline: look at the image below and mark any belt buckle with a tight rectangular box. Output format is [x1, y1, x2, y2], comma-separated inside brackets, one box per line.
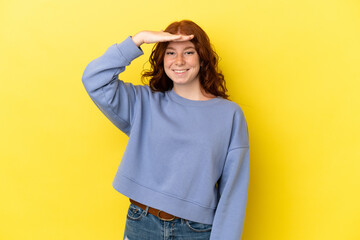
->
[157, 210, 175, 221]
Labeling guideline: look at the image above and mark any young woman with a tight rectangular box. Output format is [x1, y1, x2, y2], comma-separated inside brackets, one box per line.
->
[82, 20, 250, 240]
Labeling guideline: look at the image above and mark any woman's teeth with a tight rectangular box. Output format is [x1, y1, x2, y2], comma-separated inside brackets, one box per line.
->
[174, 70, 187, 73]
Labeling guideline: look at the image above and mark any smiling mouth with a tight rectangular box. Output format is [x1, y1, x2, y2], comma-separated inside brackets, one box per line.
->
[173, 69, 189, 73]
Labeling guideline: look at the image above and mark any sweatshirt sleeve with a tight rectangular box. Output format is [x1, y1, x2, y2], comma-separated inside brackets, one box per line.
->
[81, 36, 144, 136]
[210, 109, 250, 240]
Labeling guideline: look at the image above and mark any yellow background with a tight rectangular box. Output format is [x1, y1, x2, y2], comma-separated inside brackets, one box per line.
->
[1, 0, 359, 239]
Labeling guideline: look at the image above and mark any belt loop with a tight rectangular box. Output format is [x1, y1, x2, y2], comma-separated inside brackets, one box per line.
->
[143, 205, 149, 216]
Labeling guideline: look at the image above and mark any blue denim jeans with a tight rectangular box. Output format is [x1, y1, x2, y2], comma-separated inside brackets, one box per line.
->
[123, 203, 212, 240]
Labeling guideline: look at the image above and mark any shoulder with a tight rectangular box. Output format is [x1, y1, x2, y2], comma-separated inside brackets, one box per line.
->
[218, 99, 249, 149]
[129, 84, 169, 101]
[217, 98, 246, 117]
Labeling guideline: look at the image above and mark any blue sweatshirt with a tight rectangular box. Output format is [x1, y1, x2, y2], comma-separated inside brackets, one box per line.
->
[82, 36, 250, 240]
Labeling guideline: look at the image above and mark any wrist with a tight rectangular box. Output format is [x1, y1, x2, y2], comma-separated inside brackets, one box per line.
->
[131, 32, 144, 47]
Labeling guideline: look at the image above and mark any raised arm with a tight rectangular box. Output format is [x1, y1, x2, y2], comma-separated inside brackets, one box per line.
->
[81, 31, 194, 136]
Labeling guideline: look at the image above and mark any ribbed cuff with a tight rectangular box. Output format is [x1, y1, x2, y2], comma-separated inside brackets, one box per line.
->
[115, 36, 144, 63]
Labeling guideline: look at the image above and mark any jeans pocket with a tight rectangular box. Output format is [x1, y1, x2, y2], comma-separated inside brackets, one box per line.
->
[127, 203, 144, 221]
[185, 220, 212, 232]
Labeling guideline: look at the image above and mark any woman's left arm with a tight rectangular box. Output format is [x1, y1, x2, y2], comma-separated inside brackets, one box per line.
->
[210, 109, 250, 240]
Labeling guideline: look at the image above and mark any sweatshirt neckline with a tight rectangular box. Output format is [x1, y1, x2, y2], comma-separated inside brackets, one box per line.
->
[167, 88, 222, 106]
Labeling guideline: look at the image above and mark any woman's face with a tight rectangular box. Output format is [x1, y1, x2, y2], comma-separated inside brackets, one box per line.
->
[163, 41, 201, 87]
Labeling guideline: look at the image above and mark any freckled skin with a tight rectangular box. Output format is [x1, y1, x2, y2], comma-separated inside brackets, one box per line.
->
[163, 41, 201, 87]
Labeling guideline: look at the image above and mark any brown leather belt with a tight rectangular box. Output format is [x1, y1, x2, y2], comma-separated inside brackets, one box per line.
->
[130, 199, 180, 221]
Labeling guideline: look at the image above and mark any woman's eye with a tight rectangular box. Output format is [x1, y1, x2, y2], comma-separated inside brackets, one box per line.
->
[166, 52, 175, 55]
[185, 51, 195, 55]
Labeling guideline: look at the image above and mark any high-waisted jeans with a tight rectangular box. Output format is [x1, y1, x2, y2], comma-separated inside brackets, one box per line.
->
[123, 203, 212, 240]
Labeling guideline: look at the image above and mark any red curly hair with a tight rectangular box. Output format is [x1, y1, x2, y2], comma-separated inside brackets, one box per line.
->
[141, 20, 230, 100]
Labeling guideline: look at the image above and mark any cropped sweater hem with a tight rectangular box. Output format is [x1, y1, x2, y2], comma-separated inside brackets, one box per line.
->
[113, 172, 215, 224]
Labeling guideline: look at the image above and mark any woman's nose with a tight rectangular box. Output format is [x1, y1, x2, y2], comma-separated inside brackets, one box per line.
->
[175, 54, 185, 65]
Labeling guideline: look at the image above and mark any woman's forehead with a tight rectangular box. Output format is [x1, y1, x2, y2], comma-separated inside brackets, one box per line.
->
[166, 41, 195, 50]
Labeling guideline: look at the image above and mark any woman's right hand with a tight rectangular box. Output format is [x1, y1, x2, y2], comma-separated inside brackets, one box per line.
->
[131, 31, 194, 47]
